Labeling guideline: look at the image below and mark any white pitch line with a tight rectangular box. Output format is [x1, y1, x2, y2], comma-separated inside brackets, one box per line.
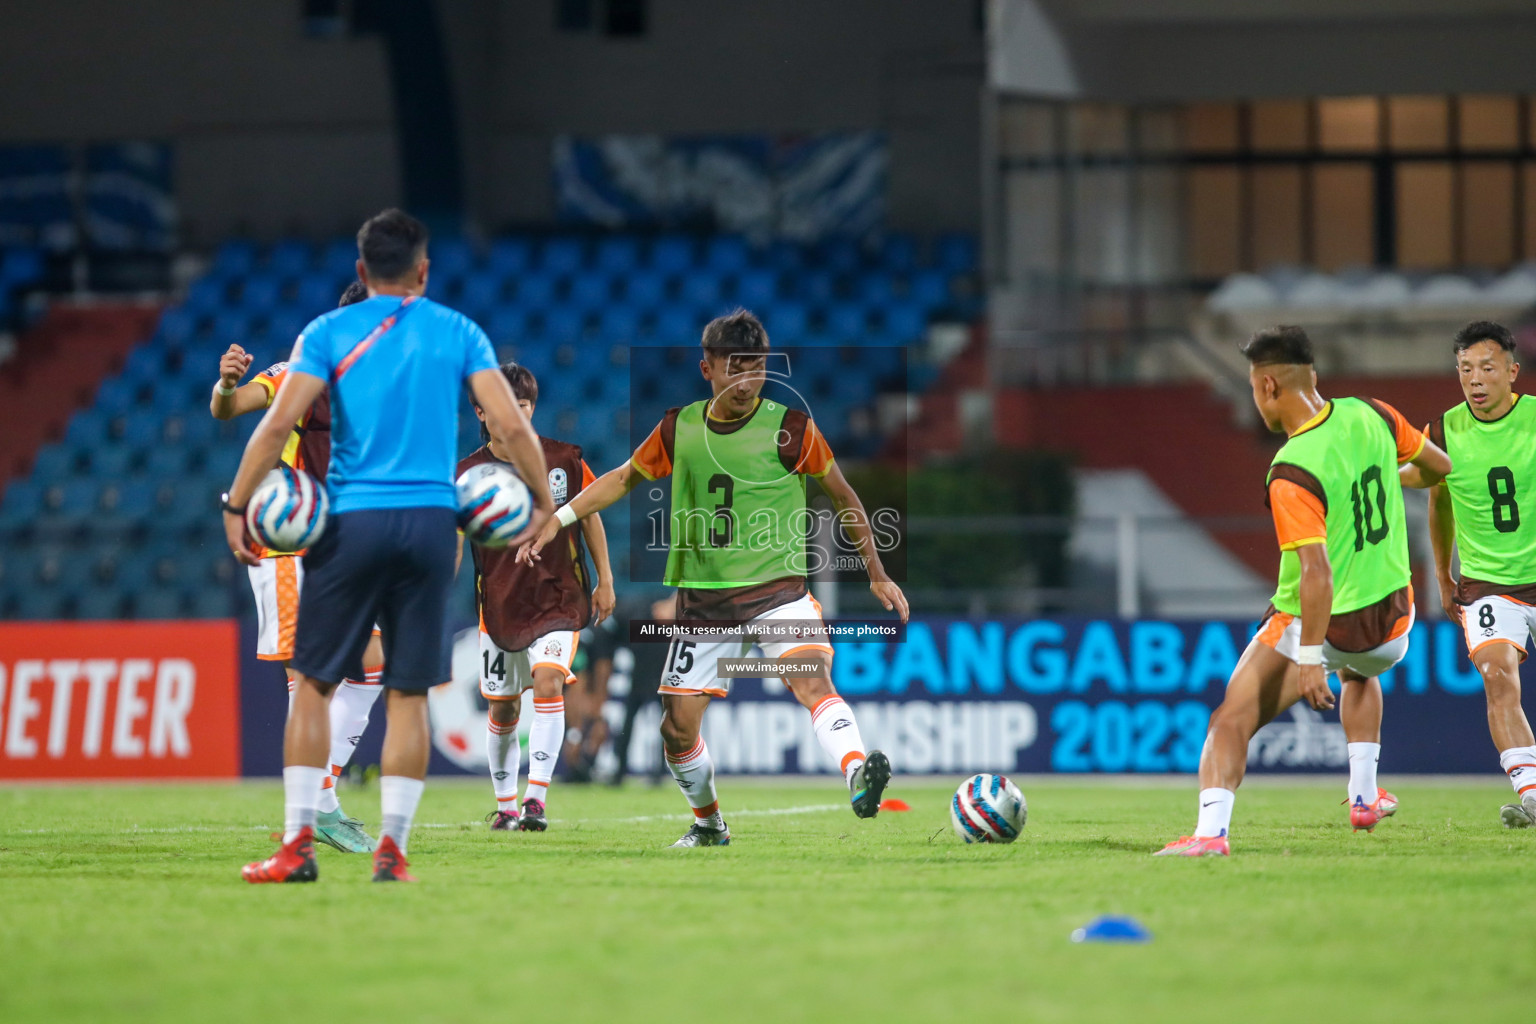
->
[6, 803, 850, 836]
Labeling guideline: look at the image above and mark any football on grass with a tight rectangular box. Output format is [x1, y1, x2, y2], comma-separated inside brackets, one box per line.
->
[951, 773, 1028, 844]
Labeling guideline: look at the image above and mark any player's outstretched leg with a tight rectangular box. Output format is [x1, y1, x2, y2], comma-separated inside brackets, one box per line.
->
[1155, 640, 1295, 857]
[485, 702, 522, 830]
[661, 694, 729, 847]
[315, 672, 383, 852]
[790, 658, 889, 818]
[520, 679, 566, 831]
[1339, 673, 1396, 832]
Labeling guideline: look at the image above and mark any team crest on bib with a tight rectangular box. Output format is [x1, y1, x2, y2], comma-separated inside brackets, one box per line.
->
[549, 467, 568, 505]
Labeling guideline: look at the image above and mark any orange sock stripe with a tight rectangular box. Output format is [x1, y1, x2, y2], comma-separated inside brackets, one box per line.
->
[691, 800, 719, 819]
[667, 737, 706, 763]
[497, 795, 519, 804]
[321, 777, 335, 790]
[330, 764, 343, 777]
[840, 750, 865, 773]
[526, 780, 549, 793]
[488, 720, 518, 735]
[532, 698, 564, 709]
[1519, 782, 1536, 795]
[810, 695, 843, 722]
[1506, 763, 1536, 772]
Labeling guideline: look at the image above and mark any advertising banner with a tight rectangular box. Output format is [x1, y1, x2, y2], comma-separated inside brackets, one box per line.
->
[0, 620, 241, 779]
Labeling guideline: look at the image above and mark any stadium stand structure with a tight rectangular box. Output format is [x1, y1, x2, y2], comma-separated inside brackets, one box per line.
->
[0, 231, 978, 621]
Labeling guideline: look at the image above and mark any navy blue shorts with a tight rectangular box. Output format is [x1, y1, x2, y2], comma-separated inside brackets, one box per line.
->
[292, 506, 458, 690]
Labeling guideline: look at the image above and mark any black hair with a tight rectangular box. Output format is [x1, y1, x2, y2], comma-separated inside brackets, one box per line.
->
[338, 279, 368, 306]
[701, 308, 769, 357]
[1452, 320, 1516, 355]
[356, 208, 428, 282]
[475, 361, 538, 443]
[1241, 325, 1314, 366]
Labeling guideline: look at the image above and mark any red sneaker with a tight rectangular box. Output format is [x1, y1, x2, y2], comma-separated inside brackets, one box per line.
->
[1350, 795, 1392, 832]
[1375, 787, 1398, 817]
[1153, 834, 1230, 857]
[372, 835, 416, 882]
[242, 827, 318, 883]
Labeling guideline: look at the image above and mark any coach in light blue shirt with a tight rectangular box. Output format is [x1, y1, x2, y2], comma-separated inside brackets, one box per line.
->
[221, 209, 553, 884]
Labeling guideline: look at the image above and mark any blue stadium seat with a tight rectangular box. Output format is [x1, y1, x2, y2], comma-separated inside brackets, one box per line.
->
[240, 273, 281, 311]
[158, 307, 198, 347]
[908, 269, 949, 308]
[568, 272, 612, 310]
[75, 590, 125, 621]
[17, 587, 72, 621]
[211, 240, 257, 280]
[882, 302, 927, 343]
[540, 237, 585, 276]
[704, 236, 751, 274]
[134, 589, 185, 620]
[762, 302, 808, 342]
[1, 247, 44, 283]
[186, 276, 229, 313]
[267, 239, 313, 279]
[734, 269, 779, 308]
[514, 272, 557, 308]
[265, 308, 309, 346]
[794, 269, 837, 305]
[598, 306, 642, 344]
[650, 236, 694, 275]
[119, 410, 164, 447]
[881, 233, 918, 274]
[30, 442, 80, 482]
[66, 409, 111, 448]
[542, 307, 585, 344]
[679, 272, 722, 309]
[488, 238, 532, 278]
[0, 480, 43, 528]
[856, 271, 895, 306]
[622, 271, 667, 309]
[210, 310, 252, 345]
[652, 307, 696, 344]
[935, 234, 978, 275]
[486, 306, 531, 344]
[818, 238, 863, 275]
[94, 376, 138, 416]
[508, 344, 554, 381]
[171, 414, 220, 449]
[89, 443, 136, 479]
[192, 587, 232, 618]
[144, 446, 190, 478]
[595, 237, 639, 275]
[295, 275, 340, 315]
[459, 271, 503, 314]
[320, 240, 358, 279]
[825, 303, 870, 340]
[434, 239, 474, 280]
[765, 240, 805, 274]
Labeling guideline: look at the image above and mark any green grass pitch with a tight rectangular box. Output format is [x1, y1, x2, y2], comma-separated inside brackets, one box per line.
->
[2, 777, 1531, 1023]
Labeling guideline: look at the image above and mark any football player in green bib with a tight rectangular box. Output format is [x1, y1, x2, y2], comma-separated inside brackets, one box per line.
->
[1426, 321, 1536, 827]
[521, 310, 909, 847]
[1157, 326, 1450, 856]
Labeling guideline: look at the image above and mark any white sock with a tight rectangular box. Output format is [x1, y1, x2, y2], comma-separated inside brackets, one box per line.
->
[666, 736, 721, 828]
[282, 765, 328, 843]
[809, 695, 866, 784]
[1499, 746, 1536, 799]
[526, 695, 565, 802]
[1195, 787, 1235, 838]
[1347, 742, 1381, 807]
[318, 678, 383, 814]
[487, 715, 521, 813]
[380, 776, 426, 855]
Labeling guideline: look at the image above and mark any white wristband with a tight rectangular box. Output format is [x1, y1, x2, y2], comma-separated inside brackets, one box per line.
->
[216, 381, 237, 397]
[555, 504, 579, 529]
[1295, 644, 1324, 667]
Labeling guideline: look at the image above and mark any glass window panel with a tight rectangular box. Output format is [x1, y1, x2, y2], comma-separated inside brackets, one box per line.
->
[1185, 103, 1241, 154]
[1074, 167, 1131, 283]
[1187, 165, 1243, 278]
[1396, 163, 1454, 270]
[1318, 97, 1380, 152]
[1250, 101, 1310, 153]
[1250, 165, 1305, 269]
[1458, 95, 1520, 151]
[1069, 103, 1128, 157]
[999, 101, 1058, 160]
[1004, 170, 1061, 281]
[1460, 162, 1516, 267]
[1388, 96, 1449, 152]
[1311, 163, 1374, 268]
[1135, 107, 1181, 157]
[1133, 167, 1183, 285]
